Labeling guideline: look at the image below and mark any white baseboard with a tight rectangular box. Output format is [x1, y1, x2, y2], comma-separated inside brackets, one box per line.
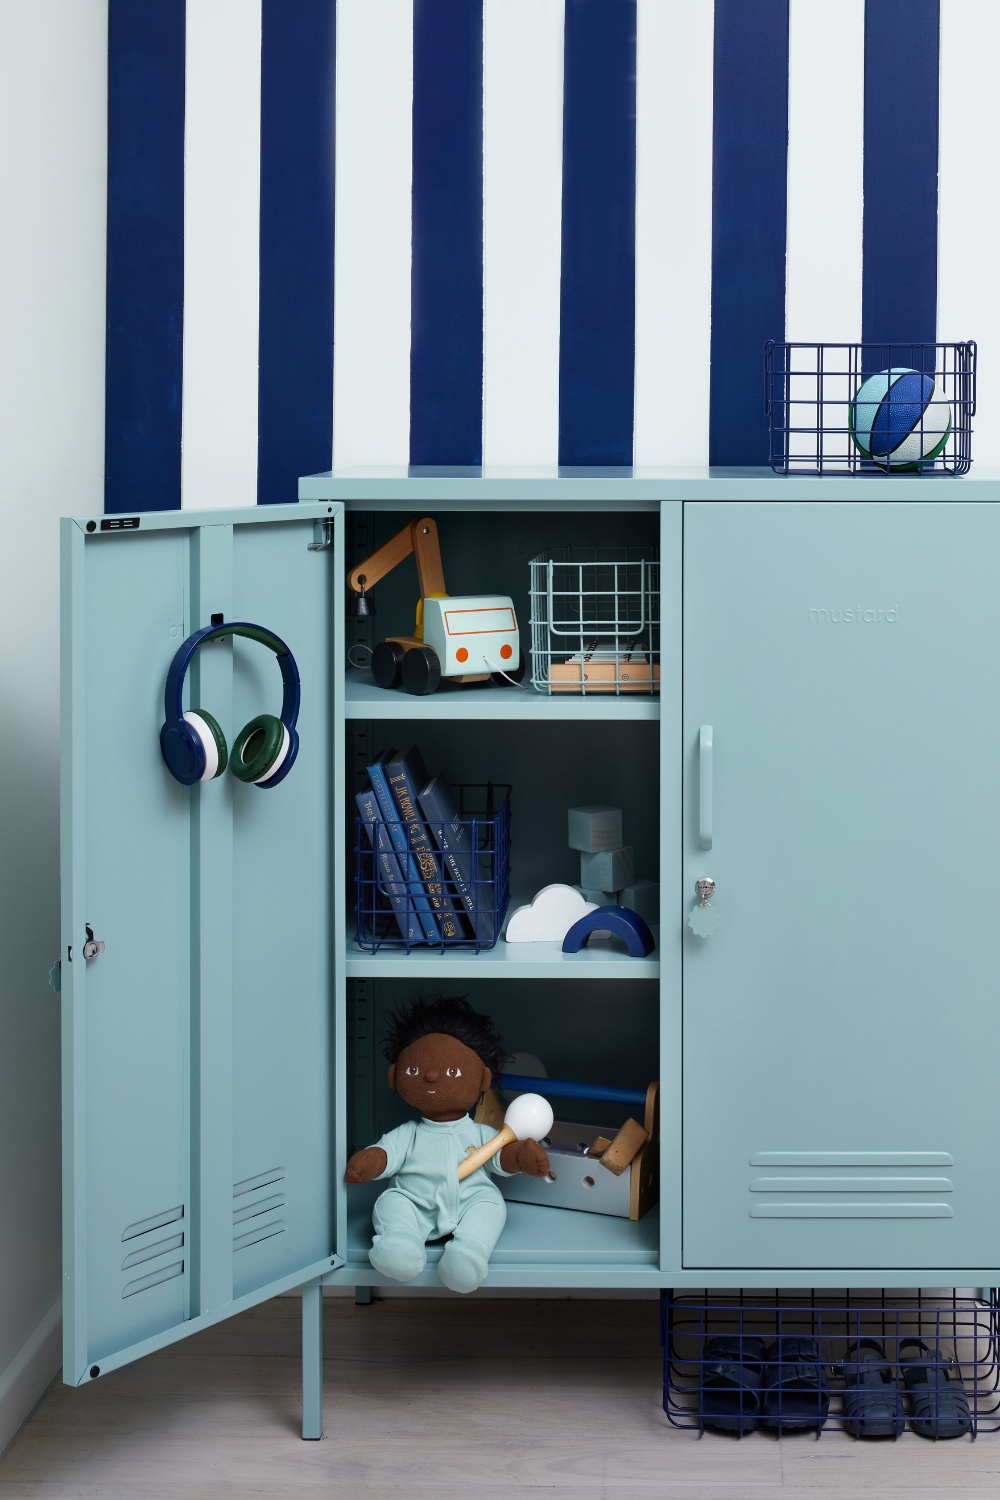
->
[0, 1296, 61, 1459]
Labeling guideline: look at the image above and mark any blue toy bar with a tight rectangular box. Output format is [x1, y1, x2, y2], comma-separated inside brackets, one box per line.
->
[498, 1073, 646, 1107]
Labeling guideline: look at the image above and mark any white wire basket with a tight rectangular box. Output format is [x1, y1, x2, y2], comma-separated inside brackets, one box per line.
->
[529, 548, 660, 696]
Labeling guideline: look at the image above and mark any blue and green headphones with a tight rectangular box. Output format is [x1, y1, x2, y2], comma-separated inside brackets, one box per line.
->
[160, 623, 300, 789]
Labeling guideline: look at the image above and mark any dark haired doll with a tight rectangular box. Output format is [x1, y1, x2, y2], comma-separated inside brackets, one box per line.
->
[344, 994, 549, 1293]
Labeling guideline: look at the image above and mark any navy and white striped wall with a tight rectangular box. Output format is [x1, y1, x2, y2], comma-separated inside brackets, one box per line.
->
[104, 0, 1000, 511]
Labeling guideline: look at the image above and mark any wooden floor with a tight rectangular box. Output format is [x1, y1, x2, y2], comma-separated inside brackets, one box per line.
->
[2, 1296, 1000, 1498]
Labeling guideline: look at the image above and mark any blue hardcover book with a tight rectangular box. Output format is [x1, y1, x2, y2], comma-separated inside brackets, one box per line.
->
[418, 772, 496, 944]
[367, 749, 440, 942]
[385, 747, 465, 941]
[355, 789, 422, 944]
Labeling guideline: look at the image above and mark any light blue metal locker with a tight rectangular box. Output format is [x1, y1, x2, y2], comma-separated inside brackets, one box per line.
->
[682, 500, 1000, 1272]
[60, 503, 344, 1385]
[61, 474, 1000, 1427]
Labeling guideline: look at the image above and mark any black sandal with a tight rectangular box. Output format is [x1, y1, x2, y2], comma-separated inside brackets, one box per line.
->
[761, 1337, 830, 1431]
[839, 1339, 904, 1438]
[701, 1335, 766, 1433]
[900, 1339, 972, 1439]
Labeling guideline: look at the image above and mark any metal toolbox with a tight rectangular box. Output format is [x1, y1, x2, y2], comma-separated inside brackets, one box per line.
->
[498, 1120, 634, 1219]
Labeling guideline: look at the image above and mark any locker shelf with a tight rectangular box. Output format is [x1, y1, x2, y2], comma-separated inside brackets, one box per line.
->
[345, 668, 660, 720]
[345, 1180, 659, 1272]
[345, 924, 660, 979]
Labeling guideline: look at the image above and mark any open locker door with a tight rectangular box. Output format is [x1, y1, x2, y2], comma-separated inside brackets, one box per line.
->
[60, 503, 344, 1385]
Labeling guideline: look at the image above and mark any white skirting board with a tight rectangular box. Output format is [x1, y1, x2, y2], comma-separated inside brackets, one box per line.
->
[0, 1296, 61, 1459]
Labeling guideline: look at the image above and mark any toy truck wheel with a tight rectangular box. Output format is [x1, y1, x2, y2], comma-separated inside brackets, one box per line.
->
[371, 640, 405, 690]
[401, 645, 441, 696]
[491, 648, 526, 686]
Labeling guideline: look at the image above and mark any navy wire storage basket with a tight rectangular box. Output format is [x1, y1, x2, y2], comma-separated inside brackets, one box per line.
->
[764, 341, 976, 475]
[662, 1288, 1000, 1437]
[355, 782, 510, 954]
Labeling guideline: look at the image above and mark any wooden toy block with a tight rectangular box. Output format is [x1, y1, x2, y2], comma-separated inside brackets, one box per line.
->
[598, 1117, 649, 1176]
[630, 1133, 659, 1221]
[620, 877, 659, 927]
[580, 845, 634, 892]
[573, 884, 618, 905]
[586, 1136, 613, 1157]
[568, 804, 623, 853]
[629, 1081, 660, 1221]
[549, 646, 660, 694]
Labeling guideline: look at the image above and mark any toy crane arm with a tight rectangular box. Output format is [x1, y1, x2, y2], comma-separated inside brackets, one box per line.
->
[347, 517, 445, 600]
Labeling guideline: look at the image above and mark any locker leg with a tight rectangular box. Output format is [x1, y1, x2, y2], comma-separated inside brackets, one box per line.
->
[355, 1286, 373, 1305]
[302, 1280, 324, 1439]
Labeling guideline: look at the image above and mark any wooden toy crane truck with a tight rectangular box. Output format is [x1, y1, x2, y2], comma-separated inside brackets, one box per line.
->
[347, 515, 525, 695]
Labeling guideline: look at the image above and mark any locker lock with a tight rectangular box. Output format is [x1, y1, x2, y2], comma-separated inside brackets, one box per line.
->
[82, 924, 105, 960]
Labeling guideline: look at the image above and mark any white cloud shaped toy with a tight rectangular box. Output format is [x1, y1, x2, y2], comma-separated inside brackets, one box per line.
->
[505, 884, 598, 943]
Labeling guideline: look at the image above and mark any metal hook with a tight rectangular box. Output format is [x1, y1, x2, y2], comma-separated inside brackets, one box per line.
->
[308, 520, 335, 552]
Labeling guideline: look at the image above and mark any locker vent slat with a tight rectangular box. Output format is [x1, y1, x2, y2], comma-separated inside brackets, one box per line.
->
[122, 1260, 185, 1298]
[233, 1193, 286, 1226]
[233, 1167, 286, 1197]
[232, 1170, 288, 1253]
[121, 1231, 185, 1270]
[121, 1204, 184, 1241]
[233, 1219, 287, 1253]
[749, 1152, 955, 1219]
[120, 1207, 186, 1297]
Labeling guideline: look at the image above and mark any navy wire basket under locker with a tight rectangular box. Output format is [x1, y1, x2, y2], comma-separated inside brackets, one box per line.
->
[661, 1289, 1000, 1437]
[764, 341, 976, 476]
[354, 783, 510, 954]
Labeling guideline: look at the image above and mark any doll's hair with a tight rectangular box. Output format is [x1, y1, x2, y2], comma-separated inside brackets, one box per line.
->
[381, 993, 509, 1081]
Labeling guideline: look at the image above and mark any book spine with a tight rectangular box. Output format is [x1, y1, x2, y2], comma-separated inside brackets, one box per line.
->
[386, 763, 465, 941]
[418, 781, 495, 944]
[367, 762, 440, 942]
[356, 790, 421, 944]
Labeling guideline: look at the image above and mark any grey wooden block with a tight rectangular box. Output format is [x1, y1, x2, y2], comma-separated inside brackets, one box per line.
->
[573, 883, 618, 904]
[620, 878, 659, 927]
[567, 804, 623, 853]
[580, 846, 634, 891]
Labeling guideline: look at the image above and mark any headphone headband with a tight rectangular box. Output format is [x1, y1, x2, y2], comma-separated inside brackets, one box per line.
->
[164, 622, 300, 731]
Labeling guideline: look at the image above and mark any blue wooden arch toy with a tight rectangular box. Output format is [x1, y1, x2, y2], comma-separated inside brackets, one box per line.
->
[561, 904, 655, 958]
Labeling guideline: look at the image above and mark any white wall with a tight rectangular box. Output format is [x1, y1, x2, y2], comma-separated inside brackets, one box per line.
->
[0, 0, 108, 1451]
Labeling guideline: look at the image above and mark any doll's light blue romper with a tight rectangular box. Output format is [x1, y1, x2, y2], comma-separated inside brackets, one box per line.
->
[368, 1116, 512, 1293]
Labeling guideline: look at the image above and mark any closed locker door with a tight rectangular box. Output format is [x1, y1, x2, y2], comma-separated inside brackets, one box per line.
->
[682, 501, 1000, 1272]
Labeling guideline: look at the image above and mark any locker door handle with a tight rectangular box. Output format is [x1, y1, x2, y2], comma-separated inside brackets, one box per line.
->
[699, 725, 713, 850]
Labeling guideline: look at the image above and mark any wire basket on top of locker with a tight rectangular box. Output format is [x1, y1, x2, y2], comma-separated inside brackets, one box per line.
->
[764, 341, 976, 475]
[355, 783, 510, 954]
[662, 1288, 1000, 1437]
[529, 547, 659, 696]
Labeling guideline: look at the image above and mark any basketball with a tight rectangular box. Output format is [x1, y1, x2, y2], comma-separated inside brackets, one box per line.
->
[849, 367, 952, 469]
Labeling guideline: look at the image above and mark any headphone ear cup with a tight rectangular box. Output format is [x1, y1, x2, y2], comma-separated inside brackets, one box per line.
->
[183, 710, 228, 779]
[160, 720, 204, 785]
[230, 713, 286, 784]
[256, 727, 299, 789]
